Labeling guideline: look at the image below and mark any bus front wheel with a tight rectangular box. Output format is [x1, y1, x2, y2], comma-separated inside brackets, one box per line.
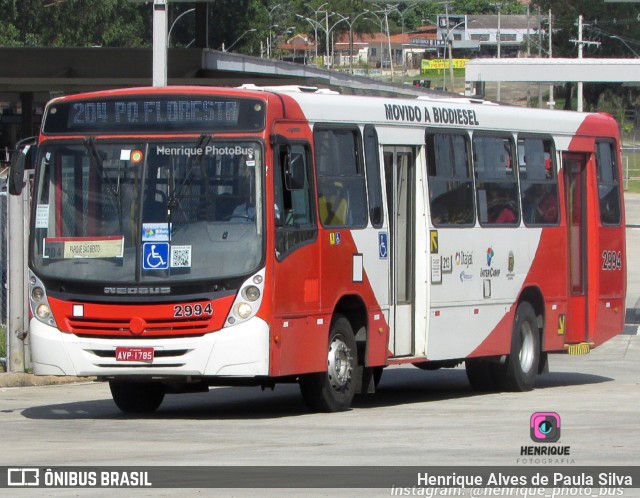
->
[109, 381, 165, 413]
[299, 314, 358, 412]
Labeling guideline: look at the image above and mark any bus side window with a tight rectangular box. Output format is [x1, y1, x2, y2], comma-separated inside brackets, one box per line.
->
[314, 127, 367, 228]
[473, 135, 520, 225]
[364, 125, 384, 228]
[595, 140, 621, 226]
[274, 143, 317, 260]
[426, 132, 474, 226]
[519, 137, 559, 226]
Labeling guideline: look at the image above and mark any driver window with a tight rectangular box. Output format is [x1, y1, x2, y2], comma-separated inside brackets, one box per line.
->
[274, 143, 317, 260]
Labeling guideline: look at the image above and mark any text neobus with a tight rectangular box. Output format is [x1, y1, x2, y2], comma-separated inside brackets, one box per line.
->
[384, 104, 480, 126]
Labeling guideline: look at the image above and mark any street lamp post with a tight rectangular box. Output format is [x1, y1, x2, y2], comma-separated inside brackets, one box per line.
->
[443, 19, 472, 93]
[391, 3, 420, 72]
[336, 12, 370, 73]
[267, 4, 283, 59]
[296, 2, 328, 66]
[296, 13, 346, 69]
[296, 15, 321, 64]
[368, 4, 399, 80]
[167, 8, 195, 47]
[222, 28, 257, 52]
[365, 10, 385, 74]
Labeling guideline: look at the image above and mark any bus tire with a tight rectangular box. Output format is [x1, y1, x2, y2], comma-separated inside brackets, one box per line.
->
[299, 314, 358, 412]
[502, 301, 540, 391]
[109, 381, 165, 413]
[465, 358, 500, 392]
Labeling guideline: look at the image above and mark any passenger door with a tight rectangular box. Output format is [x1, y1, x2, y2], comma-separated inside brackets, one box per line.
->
[563, 152, 590, 344]
[383, 146, 415, 356]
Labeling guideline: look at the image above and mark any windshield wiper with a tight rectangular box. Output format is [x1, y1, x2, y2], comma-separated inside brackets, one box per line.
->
[167, 134, 212, 225]
[83, 137, 123, 231]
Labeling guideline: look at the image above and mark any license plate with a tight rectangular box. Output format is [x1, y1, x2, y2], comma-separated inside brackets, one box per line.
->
[115, 347, 154, 363]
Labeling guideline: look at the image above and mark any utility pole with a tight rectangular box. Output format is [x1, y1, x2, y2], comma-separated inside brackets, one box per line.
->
[548, 10, 554, 109]
[577, 14, 583, 112]
[538, 7, 543, 108]
[570, 15, 600, 112]
[526, 5, 531, 107]
[443, 0, 449, 90]
[497, 5, 501, 101]
[7, 164, 26, 372]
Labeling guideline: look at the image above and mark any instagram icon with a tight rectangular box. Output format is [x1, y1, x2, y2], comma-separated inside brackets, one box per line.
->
[530, 412, 561, 442]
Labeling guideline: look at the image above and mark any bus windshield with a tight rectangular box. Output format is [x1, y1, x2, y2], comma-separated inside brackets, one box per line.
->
[31, 139, 263, 284]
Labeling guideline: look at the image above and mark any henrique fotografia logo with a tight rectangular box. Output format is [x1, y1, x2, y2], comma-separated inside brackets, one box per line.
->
[530, 411, 561, 442]
[518, 412, 573, 464]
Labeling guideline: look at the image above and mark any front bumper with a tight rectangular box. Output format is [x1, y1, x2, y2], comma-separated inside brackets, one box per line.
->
[29, 316, 270, 378]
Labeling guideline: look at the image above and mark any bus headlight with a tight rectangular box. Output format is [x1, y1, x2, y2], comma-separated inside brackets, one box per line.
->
[224, 269, 266, 328]
[243, 285, 260, 302]
[36, 304, 51, 320]
[32, 287, 45, 302]
[235, 302, 253, 319]
[29, 271, 58, 328]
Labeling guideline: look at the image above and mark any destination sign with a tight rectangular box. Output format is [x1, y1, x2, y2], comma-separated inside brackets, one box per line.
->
[43, 95, 266, 134]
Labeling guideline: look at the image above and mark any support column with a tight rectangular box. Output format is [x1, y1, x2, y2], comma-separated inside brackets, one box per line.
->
[7, 172, 25, 372]
[152, 0, 168, 87]
[20, 92, 33, 139]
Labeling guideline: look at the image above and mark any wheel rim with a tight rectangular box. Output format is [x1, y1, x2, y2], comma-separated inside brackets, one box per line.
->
[327, 334, 353, 392]
[518, 320, 535, 374]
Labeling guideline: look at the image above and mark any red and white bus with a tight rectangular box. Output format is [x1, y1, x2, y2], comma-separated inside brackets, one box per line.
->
[10, 85, 626, 413]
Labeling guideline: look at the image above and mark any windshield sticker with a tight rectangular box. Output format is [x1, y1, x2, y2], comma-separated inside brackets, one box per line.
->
[171, 245, 192, 268]
[35, 205, 49, 229]
[43, 236, 124, 259]
[143, 242, 169, 270]
[142, 223, 171, 241]
[120, 149, 131, 161]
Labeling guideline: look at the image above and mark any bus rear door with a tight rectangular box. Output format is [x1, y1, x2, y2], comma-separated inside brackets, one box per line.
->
[563, 151, 592, 348]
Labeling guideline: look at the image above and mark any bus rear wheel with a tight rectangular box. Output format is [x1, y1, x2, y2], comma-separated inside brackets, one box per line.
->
[501, 301, 540, 391]
[299, 314, 358, 412]
[109, 381, 165, 413]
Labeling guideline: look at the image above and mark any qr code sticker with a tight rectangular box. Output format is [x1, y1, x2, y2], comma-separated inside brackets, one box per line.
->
[171, 245, 192, 268]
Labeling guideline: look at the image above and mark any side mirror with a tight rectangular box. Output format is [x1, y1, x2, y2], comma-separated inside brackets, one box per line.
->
[8, 137, 37, 196]
[8, 147, 28, 196]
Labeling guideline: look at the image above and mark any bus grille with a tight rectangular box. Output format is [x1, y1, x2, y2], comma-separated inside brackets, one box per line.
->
[66, 316, 211, 338]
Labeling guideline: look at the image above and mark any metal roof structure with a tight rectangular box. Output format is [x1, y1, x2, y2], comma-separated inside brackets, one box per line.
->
[0, 47, 437, 102]
[0, 46, 446, 146]
[465, 58, 640, 84]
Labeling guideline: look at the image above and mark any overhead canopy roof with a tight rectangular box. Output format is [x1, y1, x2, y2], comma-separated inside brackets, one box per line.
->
[465, 58, 640, 84]
[0, 47, 438, 102]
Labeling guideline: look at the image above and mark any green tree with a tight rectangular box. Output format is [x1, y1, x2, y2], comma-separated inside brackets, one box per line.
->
[531, 0, 640, 111]
[0, 0, 150, 47]
[453, 0, 527, 15]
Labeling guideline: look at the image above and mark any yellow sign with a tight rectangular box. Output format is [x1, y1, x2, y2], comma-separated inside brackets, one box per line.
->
[421, 58, 469, 71]
[430, 230, 438, 254]
[557, 314, 565, 336]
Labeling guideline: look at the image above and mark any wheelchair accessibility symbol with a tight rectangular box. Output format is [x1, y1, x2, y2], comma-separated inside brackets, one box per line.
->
[143, 242, 169, 270]
[378, 232, 388, 259]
